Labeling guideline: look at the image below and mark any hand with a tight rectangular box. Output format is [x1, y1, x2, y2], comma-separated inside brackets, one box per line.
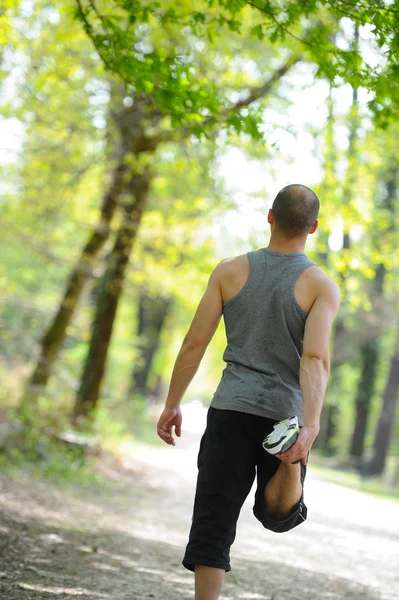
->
[276, 425, 318, 465]
[157, 407, 182, 446]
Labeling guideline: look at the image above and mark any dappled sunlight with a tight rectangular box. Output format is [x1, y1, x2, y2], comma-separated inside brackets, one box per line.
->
[79, 546, 138, 569]
[90, 561, 120, 573]
[17, 582, 109, 597]
[40, 533, 65, 544]
[1, 442, 397, 599]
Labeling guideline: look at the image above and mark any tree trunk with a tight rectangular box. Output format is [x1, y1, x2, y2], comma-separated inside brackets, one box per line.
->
[323, 61, 359, 454]
[70, 60, 304, 422]
[322, 350, 343, 456]
[367, 325, 399, 476]
[323, 275, 348, 454]
[73, 167, 150, 421]
[349, 265, 385, 460]
[21, 159, 127, 405]
[349, 339, 380, 459]
[128, 292, 172, 401]
[312, 89, 334, 452]
[350, 157, 398, 461]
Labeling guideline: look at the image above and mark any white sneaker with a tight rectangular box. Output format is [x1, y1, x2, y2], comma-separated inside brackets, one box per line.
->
[262, 416, 300, 455]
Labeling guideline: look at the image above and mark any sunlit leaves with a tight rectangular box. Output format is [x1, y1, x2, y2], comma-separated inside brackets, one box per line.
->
[75, 0, 399, 128]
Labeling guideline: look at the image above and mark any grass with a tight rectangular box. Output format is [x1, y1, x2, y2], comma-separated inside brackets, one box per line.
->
[2, 405, 398, 503]
[0, 438, 103, 487]
[309, 459, 399, 502]
[0, 405, 164, 497]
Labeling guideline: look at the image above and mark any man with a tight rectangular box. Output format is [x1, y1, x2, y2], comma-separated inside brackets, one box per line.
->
[157, 184, 340, 600]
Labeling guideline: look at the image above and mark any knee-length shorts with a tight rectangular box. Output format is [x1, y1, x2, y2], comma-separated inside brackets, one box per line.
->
[183, 407, 307, 573]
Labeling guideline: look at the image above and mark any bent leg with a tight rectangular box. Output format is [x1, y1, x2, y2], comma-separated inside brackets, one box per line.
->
[264, 461, 302, 519]
[253, 447, 307, 532]
[195, 566, 225, 600]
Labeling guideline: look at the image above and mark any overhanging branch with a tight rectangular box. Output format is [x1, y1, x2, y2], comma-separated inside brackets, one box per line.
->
[144, 54, 302, 150]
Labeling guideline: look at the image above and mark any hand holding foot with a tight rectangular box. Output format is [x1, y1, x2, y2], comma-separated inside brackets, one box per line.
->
[276, 426, 317, 465]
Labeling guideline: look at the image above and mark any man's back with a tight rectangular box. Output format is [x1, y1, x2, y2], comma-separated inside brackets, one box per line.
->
[211, 248, 321, 423]
[219, 249, 326, 313]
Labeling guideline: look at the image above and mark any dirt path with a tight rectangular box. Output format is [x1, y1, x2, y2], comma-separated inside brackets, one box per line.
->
[0, 424, 398, 600]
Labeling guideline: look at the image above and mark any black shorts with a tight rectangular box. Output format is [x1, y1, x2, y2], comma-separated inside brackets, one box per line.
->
[183, 407, 307, 573]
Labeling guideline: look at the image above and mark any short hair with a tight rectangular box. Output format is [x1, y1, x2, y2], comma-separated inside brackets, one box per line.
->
[271, 184, 320, 234]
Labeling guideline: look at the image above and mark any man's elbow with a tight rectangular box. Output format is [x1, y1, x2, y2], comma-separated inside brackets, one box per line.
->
[182, 335, 207, 352]
[301, 352, 330, 372]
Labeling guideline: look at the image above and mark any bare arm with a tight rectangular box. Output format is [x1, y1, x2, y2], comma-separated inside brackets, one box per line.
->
[300, 283, 339, 430]
[278, 275, 341, 464]
[157, 263, 224, 445]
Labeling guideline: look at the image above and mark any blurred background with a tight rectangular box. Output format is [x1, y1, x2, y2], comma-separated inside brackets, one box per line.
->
[0, 0, 398, 496]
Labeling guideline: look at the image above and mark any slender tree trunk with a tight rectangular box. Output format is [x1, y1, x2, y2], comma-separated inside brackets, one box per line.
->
[21, 159, 127, 405]
[323, 257, 349, 455]
[349, 263, 386, 460]
[73, 167, 150, 421]
[312, 89, 334, 451]
[71, 59, 301, 422]
[350, 158, 398, 460]
[323, 53, 359, 453]
[367, 325, 399, 476]
[364, 158, 398, 475]
[350, 274, 385, 460]
[128, 293, 172, 400]
[322, 350, 343, 455]
[350, 339, 380, 459]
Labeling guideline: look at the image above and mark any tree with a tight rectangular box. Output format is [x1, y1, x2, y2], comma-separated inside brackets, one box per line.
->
[311, 85, 337, 451]
[125, 140, 223, 405]
[349, 158, 398, 460]
[0, 1, 111, 400]
[322, 29, 361, 455]
[72, 54, 300, 420]
[69, 0, 399, 421]
[367, 322, 399, 476]
[75, 0, 399, 125]
[22, 157, 128, 405]
[128, 291, 172, 401]
[365, 156, 399, 475]
[5, 0, 398, 444]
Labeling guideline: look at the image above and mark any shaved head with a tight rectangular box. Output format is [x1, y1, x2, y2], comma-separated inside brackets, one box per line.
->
[272, 184, 319, 235]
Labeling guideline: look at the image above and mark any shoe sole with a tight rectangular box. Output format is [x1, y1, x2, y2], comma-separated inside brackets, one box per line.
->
[263, 427, 299, 455]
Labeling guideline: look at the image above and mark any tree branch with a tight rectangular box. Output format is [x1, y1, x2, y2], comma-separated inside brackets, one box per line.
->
[144, 53, 302, 149]
[246, 1, 313, 46]
[222, 54, 301, 115]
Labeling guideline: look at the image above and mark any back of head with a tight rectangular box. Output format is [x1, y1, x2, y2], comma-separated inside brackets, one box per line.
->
[272, 184, 319, 235]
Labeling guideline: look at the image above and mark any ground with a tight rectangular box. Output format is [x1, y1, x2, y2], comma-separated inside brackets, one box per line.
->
[0, 415, 398, 600]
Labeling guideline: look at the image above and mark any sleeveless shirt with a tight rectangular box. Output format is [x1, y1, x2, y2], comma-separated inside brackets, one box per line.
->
[210, 248, 316, 425]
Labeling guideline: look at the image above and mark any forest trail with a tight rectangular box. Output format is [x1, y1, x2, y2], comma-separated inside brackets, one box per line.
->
[0, 407, 398, 600]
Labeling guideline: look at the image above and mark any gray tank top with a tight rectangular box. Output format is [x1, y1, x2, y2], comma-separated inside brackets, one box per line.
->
[210, 248, 316, 425]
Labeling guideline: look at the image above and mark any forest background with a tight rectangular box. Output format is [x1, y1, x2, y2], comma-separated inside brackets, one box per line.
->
[0, 0, 399, 492]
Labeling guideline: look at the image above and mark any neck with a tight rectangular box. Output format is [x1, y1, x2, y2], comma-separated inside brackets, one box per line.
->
[267, 232, 307, 254]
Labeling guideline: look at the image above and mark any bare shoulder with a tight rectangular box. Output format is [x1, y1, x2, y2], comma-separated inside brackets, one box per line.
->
[212, 254, 250, 304]
[213, 254, 248, 277]
[309, 267, 341, 308]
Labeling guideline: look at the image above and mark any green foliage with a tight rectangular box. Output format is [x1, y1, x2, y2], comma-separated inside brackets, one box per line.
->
[0, 1, 108, 359]
[74, 0, 300, 140]
[75, 0, 399, 124]
[1, 0, 399, 475]
[0, 400, 100, 484]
